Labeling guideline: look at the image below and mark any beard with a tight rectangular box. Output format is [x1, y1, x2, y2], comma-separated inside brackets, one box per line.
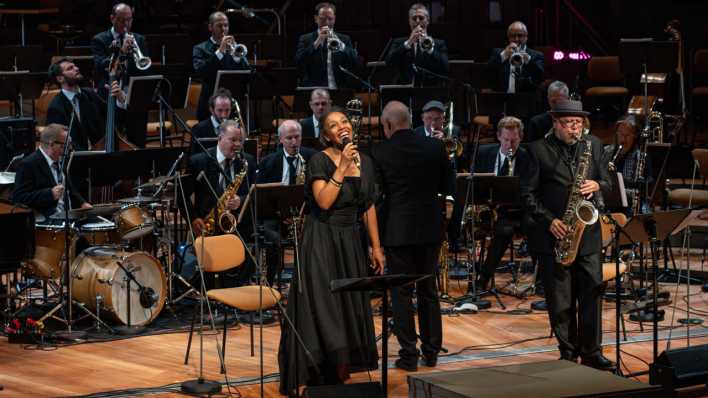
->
[63, 73, 83, 87]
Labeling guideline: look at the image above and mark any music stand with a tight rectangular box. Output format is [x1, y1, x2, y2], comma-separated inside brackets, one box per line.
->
[292, 87, 355, 114]
[671, 210, 708, 330]
[331, 274, 430, 397]
[0, 71, 45, 117]
[215, 69, 254, 131]
[476, 92, 537, 128]
[126, 75, 164, 111]
[617, 209, 690, 368]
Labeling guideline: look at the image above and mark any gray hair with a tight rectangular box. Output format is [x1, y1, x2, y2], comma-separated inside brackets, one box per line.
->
[40, 123, 68, 147]
[547, 80, 569, 97]
[408, 3, 429, 19]
[310, 88, 331, 102]
[218, 120, 242, 136]
[616, 114, 638, 131]
[278, 119, 302, 138]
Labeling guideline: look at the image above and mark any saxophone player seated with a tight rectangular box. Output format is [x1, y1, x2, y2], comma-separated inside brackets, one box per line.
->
[186, 120, 256, 237]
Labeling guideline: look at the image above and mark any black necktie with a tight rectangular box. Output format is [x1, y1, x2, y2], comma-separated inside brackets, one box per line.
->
[499, 157, 509, 176]
[52, 162, 63, 183]
[286, 156, 297, 185]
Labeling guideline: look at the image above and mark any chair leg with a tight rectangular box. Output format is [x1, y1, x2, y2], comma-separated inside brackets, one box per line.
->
[621, 313, 628, 341]
[184, 302, 198, 365]
[250, 312, 255, 357]
[220, 307, 227, 374]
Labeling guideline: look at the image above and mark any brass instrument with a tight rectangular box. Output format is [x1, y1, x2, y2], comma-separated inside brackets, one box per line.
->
[506, 148, 515, 176]
[125, 33, 151, 71]
[442, 102, 463, 160]
[227, 38, 248, 59]
[438, 235, 450, 298]
[648, 110, 663, 143]
[420, 33, 434, 52]
[231, 98, 246, 132]
[326, 29, 345, 52]
[203, 156, 248, 235]
[295, 153, 306, 185]
[632, 131, 649, 215]
[608, 144, 623, 173]
[555, 138, 599, 266]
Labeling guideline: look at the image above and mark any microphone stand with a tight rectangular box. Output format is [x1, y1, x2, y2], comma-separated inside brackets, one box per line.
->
[367, 38, 393, 140]
[114, 258, 153, 335]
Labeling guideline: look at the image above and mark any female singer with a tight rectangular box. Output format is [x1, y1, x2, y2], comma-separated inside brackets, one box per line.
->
[278, 109, 385, 396]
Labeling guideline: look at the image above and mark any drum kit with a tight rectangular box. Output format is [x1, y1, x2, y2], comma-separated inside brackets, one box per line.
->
[24, 174, 190, 330]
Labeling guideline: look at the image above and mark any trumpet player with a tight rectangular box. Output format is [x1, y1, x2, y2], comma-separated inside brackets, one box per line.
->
[487, 21, 544, 94]
[91, 2, 149, 147]
[386, 3, 448, 87]
[295, 2, 358, 89]
[193, 11, 250, 121]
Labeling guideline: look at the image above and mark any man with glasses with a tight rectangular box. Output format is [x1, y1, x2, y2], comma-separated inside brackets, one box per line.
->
[487, 21, 544, 94]
[521, 100, 614, 371]
[13, 124, 91, 220]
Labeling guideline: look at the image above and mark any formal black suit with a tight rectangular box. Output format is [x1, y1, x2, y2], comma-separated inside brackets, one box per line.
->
[294, 31, 358, 88]
[473, 144, 530, 284]
[256, 147, 317, 184]
[46, 89, 105, 150]
[385, 37, 449, 87]
[487, 46, 544, 93]
[192, 39, 250, 122]
[527, 112, 553, 143]
[521, 133, 610, 360]
[371, 129, 453, 366]
[189, 117, 219, 155]
[91, 29, 150, 147]
[12, 149, 85, 219]
[299, 116, 317, 139]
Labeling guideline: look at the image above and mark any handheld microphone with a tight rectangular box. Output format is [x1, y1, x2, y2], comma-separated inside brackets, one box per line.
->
[340, 137, 360, 169]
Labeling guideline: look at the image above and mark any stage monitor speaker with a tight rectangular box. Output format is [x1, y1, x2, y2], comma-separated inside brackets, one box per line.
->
[650, 343, 708, 390]
[302, 382, 384, 398]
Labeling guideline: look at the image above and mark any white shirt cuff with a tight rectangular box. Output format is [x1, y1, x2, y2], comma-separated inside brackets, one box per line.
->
[215, 50, 224, 60]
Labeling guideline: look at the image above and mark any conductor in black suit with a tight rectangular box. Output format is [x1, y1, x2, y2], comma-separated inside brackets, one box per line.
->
[186, 120, 256, 237]
[91, 3, 149, 147]
[193, 11, 250, 122]
[385, 3, 449, 87]
[371, 101, 454, 371]
[295, 2, 358, 89]
[12, 124, 91, 220]
[472, 117, 530, 290]
[521, 100, 614, 370]
[256, 120, 317, 284]
[487, 21, 544, 94]
[190, 88, 233, 155]
[299, 88, 332, 140]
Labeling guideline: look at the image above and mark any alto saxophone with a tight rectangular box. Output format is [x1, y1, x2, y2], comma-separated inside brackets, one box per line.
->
[555, 138, 599, 266]
[507, 148, 515, 176]
[295, 153, 306, 185]
[204, 156, 248, 235]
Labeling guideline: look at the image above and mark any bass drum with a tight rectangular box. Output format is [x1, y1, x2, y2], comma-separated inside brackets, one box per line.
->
[71, 246, 166, 326]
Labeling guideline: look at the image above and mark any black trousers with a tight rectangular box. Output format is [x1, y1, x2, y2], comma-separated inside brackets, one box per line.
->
[386, 244, 442, 361]
[539, 252, 603, 358]
[480, 217, 514, 279]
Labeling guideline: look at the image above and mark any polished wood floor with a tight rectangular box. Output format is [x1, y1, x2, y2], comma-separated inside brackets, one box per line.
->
[1, 263, 708, 397]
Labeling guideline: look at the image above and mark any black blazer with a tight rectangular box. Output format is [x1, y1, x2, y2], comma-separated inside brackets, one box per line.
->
[185, 147, 256, 221]
[192, 39, 250, 121]
[371, 129, 454, 247]
[189, 118, 219, 155]
[46, 89, 105, 150]
[91, 29, 149, 97]
[385, 37, 449, 87]
[256, 147, 317, 184]
[294, 31, 358, 88]
[12, 149, 85, 218]
[527, 112, 553, 143]
[474, 144, 531, 176]
[486, 46, 544, 93]
[521, 134, 611, 256]
[299, 116, 317, 139]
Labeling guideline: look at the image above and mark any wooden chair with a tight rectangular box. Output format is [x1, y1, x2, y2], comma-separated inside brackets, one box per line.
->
[184, 234, 281, 373]
[690, 49, 708, 144]
[667, 149, 708, 208]
[584, 56, 628, 121]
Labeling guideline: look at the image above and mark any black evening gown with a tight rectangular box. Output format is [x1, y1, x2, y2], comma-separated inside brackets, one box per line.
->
[278, 151, 379, 396]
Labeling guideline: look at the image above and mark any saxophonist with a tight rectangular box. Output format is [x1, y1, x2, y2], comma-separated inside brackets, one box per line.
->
[256, 120, 317, 285]
[521, 100, 614, 370]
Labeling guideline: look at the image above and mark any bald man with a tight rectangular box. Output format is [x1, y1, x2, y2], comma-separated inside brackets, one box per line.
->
[487, 21, 544, 94]
[371, 101, 454, 371]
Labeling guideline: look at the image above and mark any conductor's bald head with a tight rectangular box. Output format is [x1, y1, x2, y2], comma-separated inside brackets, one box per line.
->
[381, 101, 411, 138]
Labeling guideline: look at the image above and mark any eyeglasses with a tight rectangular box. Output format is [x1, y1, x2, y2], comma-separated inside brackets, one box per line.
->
[558, 119, 584, 128]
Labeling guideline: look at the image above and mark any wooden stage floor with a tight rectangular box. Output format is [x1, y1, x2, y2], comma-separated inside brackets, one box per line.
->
[1, 270, 708, 397]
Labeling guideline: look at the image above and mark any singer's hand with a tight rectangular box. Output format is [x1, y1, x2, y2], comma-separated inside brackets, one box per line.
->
[51, 184, 65, 201]
[192, 218, 206, 236]
[339, 142, 358, 170]
[370, 246, 385, 275]
[226, 195, 241, 210]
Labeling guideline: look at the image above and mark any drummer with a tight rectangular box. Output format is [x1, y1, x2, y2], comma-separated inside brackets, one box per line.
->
[12, 123, 92, 222]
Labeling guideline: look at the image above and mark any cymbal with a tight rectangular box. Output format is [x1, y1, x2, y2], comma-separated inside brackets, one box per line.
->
[0, 172, 15, 185]
[69, 203, 122, 219]
[118, 195, 158, 204]
[136, 174, 189, 189]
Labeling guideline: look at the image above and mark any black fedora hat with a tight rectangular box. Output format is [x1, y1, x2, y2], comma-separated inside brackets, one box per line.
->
[550, 99, 589, 117]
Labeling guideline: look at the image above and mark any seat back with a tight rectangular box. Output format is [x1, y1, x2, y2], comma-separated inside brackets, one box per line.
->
[692, 148, 708, 177]
[194, 234, 246, 273]
[695, 49, 708, 74]
[587, 56, 623, 83]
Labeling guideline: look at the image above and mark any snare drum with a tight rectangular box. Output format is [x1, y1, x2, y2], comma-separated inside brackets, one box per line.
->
[71, 246, 166, 326]
[115, 204, 154, 240]
[29, 222, 74, 279]
[80, 218, 120, 245]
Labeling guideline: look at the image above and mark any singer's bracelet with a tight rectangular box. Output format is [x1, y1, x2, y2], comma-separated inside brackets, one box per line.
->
[329, 177, 343, 188]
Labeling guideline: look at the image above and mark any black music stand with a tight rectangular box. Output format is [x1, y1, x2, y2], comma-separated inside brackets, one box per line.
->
[0, 71, 45, 117]
[330, 274, 430, 397]
[476, 92, 537, 128]
[618, 39, 678, 89]
[249, 67, 297, 146]
[292, 87, 355, 114]
[366, 61, 396, 89]
[615, 210, 689, 370]
[215, 69, 254, 131]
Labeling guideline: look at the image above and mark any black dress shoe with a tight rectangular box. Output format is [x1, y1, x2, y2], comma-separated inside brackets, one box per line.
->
[422, 354, 437, 367]
[394, 358, 418, 372]
[581, 354, 616, 371]
[559, 350, 578, 362]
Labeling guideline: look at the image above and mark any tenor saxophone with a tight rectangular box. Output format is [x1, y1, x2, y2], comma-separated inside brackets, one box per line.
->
[204, 157, 248, 235]
[554, 138, 599, 266]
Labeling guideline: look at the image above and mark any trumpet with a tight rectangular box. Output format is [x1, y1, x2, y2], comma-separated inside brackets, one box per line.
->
[228, 41, 248, 59]
[509, 44, 527, 67]
[419, 33, 434, 52]
[125, 33, 151, 70]
[326, 29, 345, 52]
